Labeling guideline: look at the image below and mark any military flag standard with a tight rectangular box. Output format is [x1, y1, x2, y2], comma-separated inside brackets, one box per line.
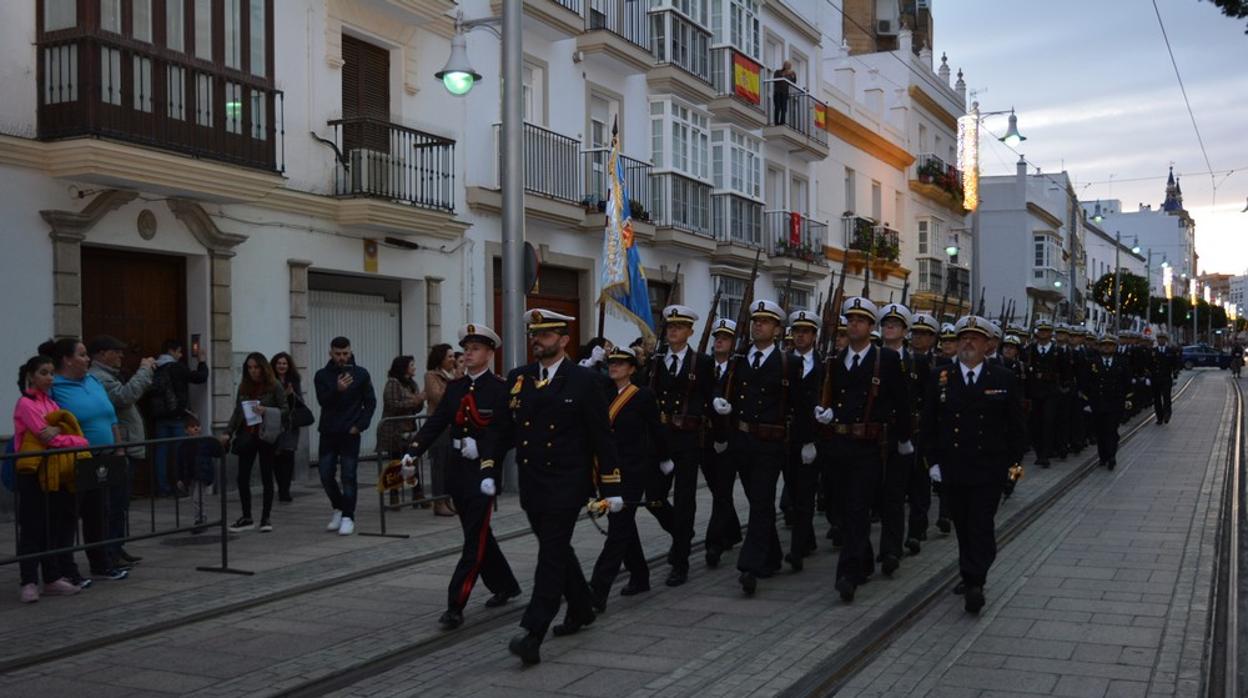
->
[599, 119, 655, 340]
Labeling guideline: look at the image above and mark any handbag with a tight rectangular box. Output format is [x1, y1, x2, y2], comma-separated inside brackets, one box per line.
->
[74, 455, 127, 493]
[259, 409, 283, 444]
[289, 396, 315, 429]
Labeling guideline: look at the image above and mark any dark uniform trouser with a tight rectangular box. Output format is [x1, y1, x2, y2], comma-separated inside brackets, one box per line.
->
[823, 459, 842, 540]
[590, 478, 649, 604]
[879, 442, 911, 562]
[1069, 395, 1087, 451]
[448, 491, 519, 612]
[1030, 394, 1059, 460]
[945, 479, 1003, 587]
[834, 439, 883, 584]
[701, 445, 742, 553]
[1053, 391, 1072, 455]
[1094, 409, 1122, 464]
[787, 446, 820, 560]
[1152, 380, 1172, 421]
[732, 433, 784, 576]
[666, 447, 701, 571]
[521, 508, 594, 636]
[906, 443, 931, 540]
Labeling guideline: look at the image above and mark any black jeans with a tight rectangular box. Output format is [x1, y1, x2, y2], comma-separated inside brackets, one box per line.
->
[235, 435, 276, 521]
[16, 473, 75, 586]
[274, 449, 295, 498]
[318, 433, 361, 518]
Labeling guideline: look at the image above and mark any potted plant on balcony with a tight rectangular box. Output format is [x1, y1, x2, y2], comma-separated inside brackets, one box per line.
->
[629, 198, 650, 222]
[918, 159, 943, 184]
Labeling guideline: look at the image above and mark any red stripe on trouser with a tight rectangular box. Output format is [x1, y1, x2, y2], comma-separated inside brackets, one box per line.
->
[456, 499, 493, 607]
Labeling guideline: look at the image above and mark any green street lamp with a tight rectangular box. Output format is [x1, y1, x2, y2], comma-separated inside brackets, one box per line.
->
[1000, 109, 1027, 148]
[436, 33, 483, 96]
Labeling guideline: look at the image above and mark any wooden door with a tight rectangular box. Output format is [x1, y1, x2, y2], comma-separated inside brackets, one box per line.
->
[81, 246, 186, 375]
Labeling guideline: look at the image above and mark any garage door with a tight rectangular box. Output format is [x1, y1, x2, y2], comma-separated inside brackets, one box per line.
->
[308, 289, 401, 456]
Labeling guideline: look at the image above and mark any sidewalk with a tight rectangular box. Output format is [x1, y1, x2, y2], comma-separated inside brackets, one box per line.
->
[842, 372, 1233, 697]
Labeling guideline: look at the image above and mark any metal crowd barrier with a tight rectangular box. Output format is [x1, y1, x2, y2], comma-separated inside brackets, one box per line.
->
[2, 434, 251, 577]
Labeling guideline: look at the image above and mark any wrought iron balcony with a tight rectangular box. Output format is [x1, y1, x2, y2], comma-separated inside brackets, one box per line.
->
[711, 193, 764, 248]
[328, 118, 455, 212]
[582, 148, 653, 222]
[764, 79, 829, 147]
[709, 47, 766, 126]
[650, 172, 713, 236]
[492, 122, 583, 204]
[914, 152, 964, 200]
[765, 211, 828, 265]
[917, 257, 945, 294]
[842, 216, 900, 263]
[948, 265, 971, 302]
[650, 10, 712, 84]
[585, 0, 650, 51]
[37, 32, 284, 172]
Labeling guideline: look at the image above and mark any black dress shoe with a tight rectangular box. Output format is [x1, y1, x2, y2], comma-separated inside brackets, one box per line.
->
[619, 582, 650, 597]
[835, 577, 856, 602]
[738, 572, 757, 596]
[484, 587, 522, 608]
[705, 548, 722, 568]
[784, 553, 803, 573]
[1107, 458, 1116, 471]
[551, 612, 595, 637]
[880, 555, 900, 576]
[665, 568, 688, 587]
[117, 549, 142, 564]
[936, 518, 951, 534]
[591, 591, 607, 614]
[509, 632, 542, 665]
[904, 538, 921, 556]
[964, 585, 986, 613]
[914, 530, 927, 542]
[438, 609, 463, 629]
[952, 581, 966, 595]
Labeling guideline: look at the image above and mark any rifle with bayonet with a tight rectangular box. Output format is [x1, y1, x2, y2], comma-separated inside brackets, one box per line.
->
[722, 250, 762, 402]
[780, 264, 795, 315]
[818, 264, 848, 409]
[976, 287, 986, 317]
[900, 278, 909, 307]
[649, 263, 682, 389]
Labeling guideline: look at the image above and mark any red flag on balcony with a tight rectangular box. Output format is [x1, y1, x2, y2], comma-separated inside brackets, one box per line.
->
[789, 212, 802, 247]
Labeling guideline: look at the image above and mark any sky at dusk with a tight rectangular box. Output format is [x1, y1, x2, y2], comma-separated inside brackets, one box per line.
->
[932, 0, 1247, 275]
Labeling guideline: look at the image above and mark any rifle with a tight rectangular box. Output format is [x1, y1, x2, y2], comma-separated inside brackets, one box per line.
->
[780, 264, 795, 315]
[818, 264, 848, 408]
[998, 297, 1006, 324]
[862, 242, 873, 299]
[649, 263, 682, 389]
[976, 287, 986, 317]
[937, 287, 950, 325]
[694, 287, 723, 360]
[722, 250, 763, 401]
[900, 278, 910, 307]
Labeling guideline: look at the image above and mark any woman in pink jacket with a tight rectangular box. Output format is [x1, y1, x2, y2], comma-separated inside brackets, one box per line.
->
[13, 355, 88, 603]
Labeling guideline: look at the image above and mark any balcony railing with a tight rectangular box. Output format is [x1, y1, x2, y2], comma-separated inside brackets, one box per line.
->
[586, 0, 650, 50]
[710, 47, 765, 113]
[551, 0, 582, 11]
[842, 216, 900, 263]
[37, 32, 284, 172]
[651, 172, 713, 236]
[917, 257, 945, 294]
[328, 118, 455, 212]
[764, 78, 829, 146]
[712, 193, 763, 247]
[651, 10, 712, 83]
[914, 152, 964, 200]
[948, 265, 971, 302]
[493, 122, 582, 204]
[764, 210, 828, 264]
[583, 148, 653, 222]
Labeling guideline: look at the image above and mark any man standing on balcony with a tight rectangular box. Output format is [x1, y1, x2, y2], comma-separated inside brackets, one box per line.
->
[650, 305, 715, 587]
[772, 61, 797, 127]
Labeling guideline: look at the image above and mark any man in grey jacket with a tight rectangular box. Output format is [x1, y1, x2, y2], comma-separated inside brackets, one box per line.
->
[88, 335, 155, 567]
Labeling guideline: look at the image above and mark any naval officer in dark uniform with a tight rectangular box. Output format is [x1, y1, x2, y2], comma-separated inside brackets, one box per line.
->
[1079, 333, 1134, 469]
[704, 318, 743, 566]
[1149, 331, 1178, 424]
[402, 323, 521, 630]
[923, 315, 1027, 613]
[478, 309, 623, 665]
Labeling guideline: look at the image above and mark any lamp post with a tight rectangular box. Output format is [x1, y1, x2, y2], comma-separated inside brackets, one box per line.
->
[435, 9, 526, 370]
[966, 102, 1026, 314]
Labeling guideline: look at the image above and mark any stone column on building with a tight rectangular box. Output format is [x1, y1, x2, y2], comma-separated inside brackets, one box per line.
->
[288, 259, 313, 377]
[426, 277, 443, 345]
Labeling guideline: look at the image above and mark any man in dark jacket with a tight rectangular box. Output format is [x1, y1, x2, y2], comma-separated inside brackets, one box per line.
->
[1080, 334, 1134, 469]
[151, 339, 209, 496]
[478, 309, 623, 665]
[923, 315, 1027, 614]
[314, 336, 376, 536]
[1149, 331, 1179, 424]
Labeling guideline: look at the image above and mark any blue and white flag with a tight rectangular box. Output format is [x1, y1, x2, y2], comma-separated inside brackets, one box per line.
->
[599, 124, 655, 340]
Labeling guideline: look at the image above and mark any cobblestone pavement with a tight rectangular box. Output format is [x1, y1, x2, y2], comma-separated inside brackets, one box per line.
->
[0, 372, 1227, 698]
[843, 371, 1233, 698]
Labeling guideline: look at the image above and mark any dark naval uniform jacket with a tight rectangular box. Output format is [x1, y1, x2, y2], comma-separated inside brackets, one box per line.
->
[1079, 355, 1133, 416]
[725, 344, 812, 448]
[651, 347, 714, 452]
[406, 370, 508, 499]
[821, 345, 912, 445]
[479, 359, 621, 512]
[1023, 342, 1068, 401]
[921, 362, 1027, 486]
[609, 384, 668, 489]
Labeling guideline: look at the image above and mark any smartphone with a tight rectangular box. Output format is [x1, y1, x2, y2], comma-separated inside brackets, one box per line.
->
[191, 333, 201, 356]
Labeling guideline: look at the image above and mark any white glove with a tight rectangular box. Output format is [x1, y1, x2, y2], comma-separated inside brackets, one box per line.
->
[591, 345, 606, 364]
[713, 441, 728, 454]
[578, 357, 595, 367]
[1144, 378, 1151, 387]
[928, 464, 942, 483]
[712, 398, 732, 416]
[1083, 405, 1092, 414]
[659, 459, 675, 475]
[814, 406, 834, 425]
[460, 437, 479, 460]
[399, 453, 417, 481]
[480, 478, 496, 496]
[898, 440, 915, 456]
[606, 496, 624, 513]
[800, 442, 817, 464]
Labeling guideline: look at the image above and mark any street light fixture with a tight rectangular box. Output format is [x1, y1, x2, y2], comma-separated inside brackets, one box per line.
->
[436, 33, 483, 96]
[1000, 109, 1027, 147]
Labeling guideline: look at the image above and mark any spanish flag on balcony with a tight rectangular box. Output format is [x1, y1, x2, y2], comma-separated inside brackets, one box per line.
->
[599, 120, 655, 341]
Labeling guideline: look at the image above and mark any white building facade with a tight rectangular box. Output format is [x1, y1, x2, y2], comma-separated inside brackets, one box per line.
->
[1082, 218, 1146, 333]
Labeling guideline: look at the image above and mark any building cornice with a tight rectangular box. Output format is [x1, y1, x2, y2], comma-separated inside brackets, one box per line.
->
[907, 85, 960, 130]
[823, 106, 915, 172]
[1026, 202, 1064, 229]
[763, 0, 822, 46]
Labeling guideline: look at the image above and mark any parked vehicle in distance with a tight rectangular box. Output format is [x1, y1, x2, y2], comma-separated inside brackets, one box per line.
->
[1180, 344, 1230, 370]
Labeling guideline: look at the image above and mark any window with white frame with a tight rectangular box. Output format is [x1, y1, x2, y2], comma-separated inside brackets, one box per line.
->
[918, 258, 944, 293]
[714, 275, 747, 322]
[917, 217, 943, 257]
[711, 127, 761, 198]
[670, 0, 708, 25]
[652, 99, 709, 181]
[166, 0, 184, 52]
[918, 219, 929, 256]
[776, 286, 810, 310]
[723, 0, 760, 58]
[844, 167, 856, 213]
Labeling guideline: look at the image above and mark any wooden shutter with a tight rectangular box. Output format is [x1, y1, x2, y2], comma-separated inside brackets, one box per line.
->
[340, 34, 390, 152]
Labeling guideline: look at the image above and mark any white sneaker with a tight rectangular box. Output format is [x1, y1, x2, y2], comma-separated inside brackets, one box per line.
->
[326, 510, 343, 532]
[338, 517, 355, 536]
